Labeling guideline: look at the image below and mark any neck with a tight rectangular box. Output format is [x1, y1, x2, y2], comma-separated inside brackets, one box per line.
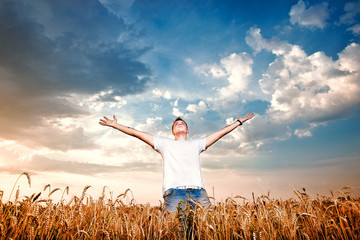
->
[174, 133, 187, 141]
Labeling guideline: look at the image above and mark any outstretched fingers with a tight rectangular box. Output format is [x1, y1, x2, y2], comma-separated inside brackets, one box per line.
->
[246, 113, 254, 120]
[99, 115, 117, 126]
[238, 113, 254, 123]
[99, 118, 107, 125]
[99, 116, 110, 126]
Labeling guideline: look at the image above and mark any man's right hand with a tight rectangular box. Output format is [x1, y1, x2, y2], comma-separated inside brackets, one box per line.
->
[99, 115, 118, 127]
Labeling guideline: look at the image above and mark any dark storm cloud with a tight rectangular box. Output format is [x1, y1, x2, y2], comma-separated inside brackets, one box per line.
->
[0, 0, 151, 96]
[0, 0, 152, 149]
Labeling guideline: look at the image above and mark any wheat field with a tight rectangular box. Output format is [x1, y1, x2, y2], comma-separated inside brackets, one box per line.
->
[0, 172, 359, 239]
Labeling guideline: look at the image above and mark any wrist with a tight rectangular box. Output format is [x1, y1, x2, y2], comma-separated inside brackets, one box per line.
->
[237, 119, 242, 125]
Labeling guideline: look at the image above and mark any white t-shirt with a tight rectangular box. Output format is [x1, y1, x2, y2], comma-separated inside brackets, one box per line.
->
[153, 136, 207, 193]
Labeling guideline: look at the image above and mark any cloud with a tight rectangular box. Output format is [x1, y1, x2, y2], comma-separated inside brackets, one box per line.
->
[172, 107, 184, 117]
[0, 155, 160, 176]
[218, 53, 253, 98]
[152, 88, 172, 99]
[195, 52, 253, 104]
[245, 27, 292, 55]
[99, 0, 135, 19]
[248, 28, 360, 125]
[289, 0, 329, 29]
[338, 0, 360, 36]
[339, 0, 360, 25]
[186, 101, 207, 114]
[195, 63, 226, 78]
[294, 129, 312, 138]
[0, 0, 152, 150]
[347, 23, 360, 35]
[185, 25, 360, 157]
[199, 115, 285, 162]
[98, 0, 140, 28]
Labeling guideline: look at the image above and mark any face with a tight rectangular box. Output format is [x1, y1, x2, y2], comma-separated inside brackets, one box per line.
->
[172, 120, 189, 135]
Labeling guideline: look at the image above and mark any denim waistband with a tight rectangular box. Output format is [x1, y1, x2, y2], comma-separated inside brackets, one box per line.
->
[174, 186, 203, 190]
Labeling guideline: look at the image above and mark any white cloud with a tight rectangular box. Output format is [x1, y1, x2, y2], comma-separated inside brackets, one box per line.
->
[237, 115, 292, 143]
[152, 88, 162, 97]
[347, 23, 360, 35]
[172, 107, 184, 117]
[198, 116, 285, 159]
[85, 90, 127, 112]
[250, 29, 360, 124]
[195, 52, 253, 103]
[294, 129, 312, 138]
[146, 117, 163, 126]
[190, 27, 342, 152]
[195, 63, 226, 78]
[246, 27, 292, 55]
[218, 53, 253, 99]
[185, 58, 193, 64]
[338, 0, 360, 37]
[163, 91, 172, 100]
[186, 101, 207, 113]
[339, 0, 360, 25]
[294, 122, 326, 139]
[289, 0, 329, 29]
[238, 141, 263, 154]
[152, 88, 172, 99]
[338, 42, 360, 71]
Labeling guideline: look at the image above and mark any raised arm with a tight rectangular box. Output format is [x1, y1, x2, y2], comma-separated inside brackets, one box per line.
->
[206, 113, 254, 149]
[99, 115, 154, 148]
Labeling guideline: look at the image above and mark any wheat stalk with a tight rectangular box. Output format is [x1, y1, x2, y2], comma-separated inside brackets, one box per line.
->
[7, 172, 31, 202]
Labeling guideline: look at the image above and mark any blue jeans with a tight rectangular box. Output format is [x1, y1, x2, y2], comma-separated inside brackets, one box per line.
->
[163, 187, 211, 211]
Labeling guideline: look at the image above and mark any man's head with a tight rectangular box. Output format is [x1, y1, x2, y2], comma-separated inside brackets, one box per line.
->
[172, 117, 189, 135]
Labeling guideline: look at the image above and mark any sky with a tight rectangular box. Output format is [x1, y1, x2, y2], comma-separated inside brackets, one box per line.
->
[0, 0, 359, 205]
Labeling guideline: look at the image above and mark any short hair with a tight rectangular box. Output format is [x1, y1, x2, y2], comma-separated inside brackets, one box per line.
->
[172, 117, 188, 131]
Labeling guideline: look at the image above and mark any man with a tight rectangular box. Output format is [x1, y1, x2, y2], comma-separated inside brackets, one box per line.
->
[99, 113, 254, 211]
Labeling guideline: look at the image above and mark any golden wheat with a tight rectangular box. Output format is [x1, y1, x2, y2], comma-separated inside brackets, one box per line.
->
[0, 174, 359, 239]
